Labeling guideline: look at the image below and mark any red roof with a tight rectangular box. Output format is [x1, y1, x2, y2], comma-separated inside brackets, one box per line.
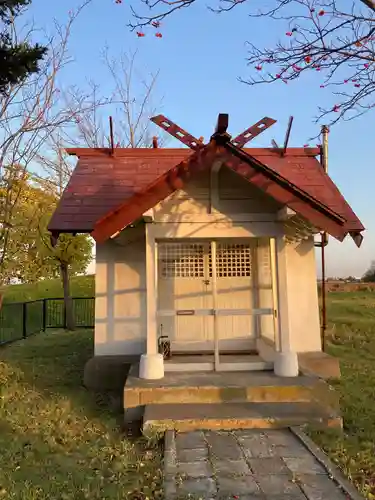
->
[48, 145, 364, 245]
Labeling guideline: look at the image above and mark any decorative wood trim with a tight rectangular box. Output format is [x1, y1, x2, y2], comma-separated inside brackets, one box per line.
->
[154, 213, 278, 223]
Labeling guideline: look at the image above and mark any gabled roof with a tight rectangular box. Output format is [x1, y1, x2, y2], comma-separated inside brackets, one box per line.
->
[48, 141, 364, 246]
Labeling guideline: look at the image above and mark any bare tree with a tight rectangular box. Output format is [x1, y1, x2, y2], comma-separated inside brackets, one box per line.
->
[37, 48, 164, 193]
[34, 48, 163, 328]
[0, 1, 93, 284]
[64, 48, 164, 149]
[126, 0, 374, 124]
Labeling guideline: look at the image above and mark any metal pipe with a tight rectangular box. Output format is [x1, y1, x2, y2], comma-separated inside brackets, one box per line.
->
[320, 231, 327, 352]
[320, 124, 329, 351]
[109, 116, 115, 155]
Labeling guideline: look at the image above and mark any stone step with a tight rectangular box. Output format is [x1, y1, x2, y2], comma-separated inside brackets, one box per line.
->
[124, 367, 338, 409]
[143, 402, 342, 434]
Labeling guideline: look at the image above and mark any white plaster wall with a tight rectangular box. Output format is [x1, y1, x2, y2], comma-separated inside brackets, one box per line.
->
[94, 226, 147, 356]
[285, 237, 322, 353]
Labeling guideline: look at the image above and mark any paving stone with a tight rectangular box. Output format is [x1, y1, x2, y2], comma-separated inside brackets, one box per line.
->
[217, 475, 260, 495]
[241, 440, 277, 459]
[178, 447, 209, 463]
[176, 431, 207, 450]
[249, 457, 290, 475]
[164, 478, 177, 498]
[164, 450, 178, 475]
[206, 432, 244, 460]
[283, 456, 327, 475]
[264, 429, 301, 447]
[274, 443, 313, 459]
[213, 459, 251, 476]
[176, 477, 217, 497]
[257, 474, 304, 496]
[217, 495, 264, 500]
[264, 494, 307, 500]
[177, 461, 213, 478]
[297, 473, 349, 500]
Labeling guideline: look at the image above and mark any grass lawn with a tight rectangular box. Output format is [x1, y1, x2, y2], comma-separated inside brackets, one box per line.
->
[309, 291, 375, 499]
[1, 275, 95, 303]
[0, 329, 163, 500]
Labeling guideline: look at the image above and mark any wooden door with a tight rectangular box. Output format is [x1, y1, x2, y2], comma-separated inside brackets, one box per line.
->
[215, 242, 255, 351]
[157, 242, 213, 351]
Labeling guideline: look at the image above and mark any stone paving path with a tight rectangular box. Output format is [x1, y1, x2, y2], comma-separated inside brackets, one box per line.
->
[164, 429, 353, 499]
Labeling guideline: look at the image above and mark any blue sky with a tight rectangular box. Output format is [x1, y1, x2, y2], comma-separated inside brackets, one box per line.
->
[26, 0, 373, 277]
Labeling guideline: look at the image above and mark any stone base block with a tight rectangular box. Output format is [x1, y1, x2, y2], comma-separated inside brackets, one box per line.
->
[139, 353, 164, 380]
[274, 351, 299, 377]
[84, 355, 139, 392]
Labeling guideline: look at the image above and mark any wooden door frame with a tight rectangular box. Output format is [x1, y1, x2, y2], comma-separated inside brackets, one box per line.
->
[155, 238, 274, 368]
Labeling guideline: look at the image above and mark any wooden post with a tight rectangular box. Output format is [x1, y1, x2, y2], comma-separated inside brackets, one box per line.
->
[272, 236, 291, 353]
[42, 299, 47, 331]
[272, 236, 299, 376]
[211, 240, 219, 371]
[145, 225, 157, 355]
[269, 237, 280, 351]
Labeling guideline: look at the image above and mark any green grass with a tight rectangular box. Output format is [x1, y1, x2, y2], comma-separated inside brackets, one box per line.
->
[0, 330, 163, 500]
[308, 291, 375, 499]
[2, 275, 95, 303]
[0, 276, 95, 345]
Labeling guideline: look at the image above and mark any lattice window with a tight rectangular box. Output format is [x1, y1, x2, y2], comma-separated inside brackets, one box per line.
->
[159, 243, 205, 278]
[214, 243, 252, 278]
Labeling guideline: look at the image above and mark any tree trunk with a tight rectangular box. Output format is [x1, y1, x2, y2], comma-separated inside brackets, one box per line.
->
[60, 261, 75, 331]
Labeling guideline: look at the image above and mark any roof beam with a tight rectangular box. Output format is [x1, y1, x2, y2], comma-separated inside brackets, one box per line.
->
[150, 115, 204, 150]
[232, 117, 277, 148]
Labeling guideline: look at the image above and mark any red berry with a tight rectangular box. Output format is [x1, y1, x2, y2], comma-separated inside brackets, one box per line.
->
[286, 32, 293, 36]
[255, 65, 262, 70]
[320, 85, 325, 88]
[276, 74, 281, 78]
[304, 56, 311, 63]
[333, 105, 340, 112]
[115, 0, 122, 3]
[310, 7, 315, 12]
[136, 31, 145, 37]
[364, 63, 370, 68]
[316, 67, 321, 71]
[152, 21, 160, 27]
[303, 144, 309, 147]
[155, 32, 162, 38]
[354, 83, 361, 87]
[318, 9, 325, 15]
[344, 80, 348, 83]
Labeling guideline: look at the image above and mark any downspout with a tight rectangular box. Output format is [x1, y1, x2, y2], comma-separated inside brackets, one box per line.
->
[314, 125, 329, 351]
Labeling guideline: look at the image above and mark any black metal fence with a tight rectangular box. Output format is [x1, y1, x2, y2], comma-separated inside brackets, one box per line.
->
[0, 297, 95, 346]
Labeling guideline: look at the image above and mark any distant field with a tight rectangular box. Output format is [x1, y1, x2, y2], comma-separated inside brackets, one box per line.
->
[1, 275, 95, 303]
[311, 290, 375, 499]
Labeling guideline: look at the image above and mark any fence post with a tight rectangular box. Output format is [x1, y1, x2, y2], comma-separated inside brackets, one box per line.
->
[42, 299, 47, 331]
[22, 302, 27, 339]
[63, 300, 67, 329]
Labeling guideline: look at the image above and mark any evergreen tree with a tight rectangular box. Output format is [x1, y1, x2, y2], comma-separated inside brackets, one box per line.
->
[0, 0, 47, 93]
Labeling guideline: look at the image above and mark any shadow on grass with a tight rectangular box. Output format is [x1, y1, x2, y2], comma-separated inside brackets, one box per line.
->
[0, 329, 164, 499]
[1, 329, 128, 430]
